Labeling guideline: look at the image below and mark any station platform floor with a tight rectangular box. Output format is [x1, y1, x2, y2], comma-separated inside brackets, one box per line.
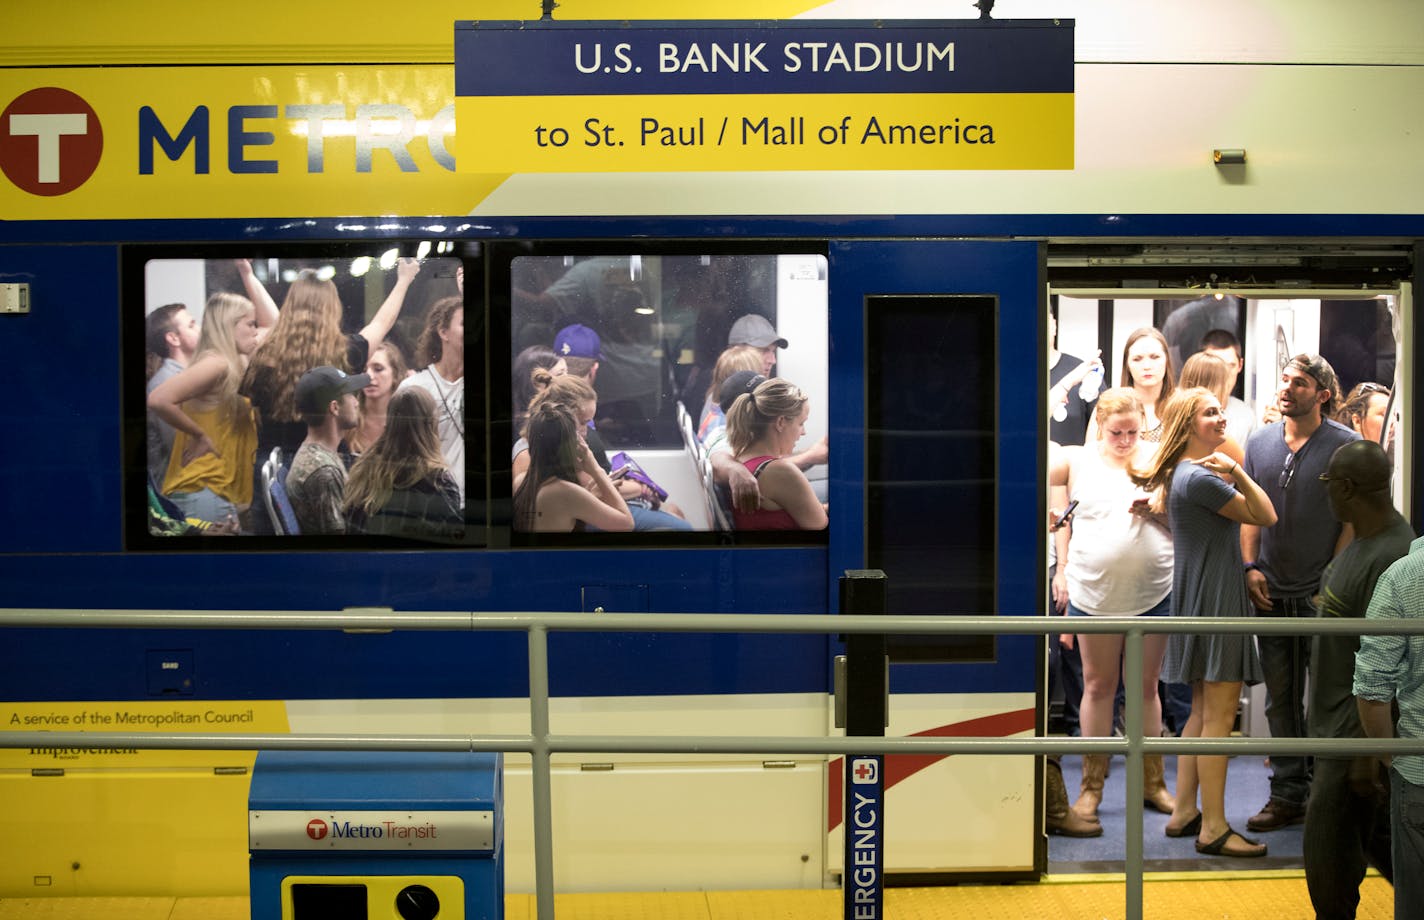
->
[0, 874, 1396, 920]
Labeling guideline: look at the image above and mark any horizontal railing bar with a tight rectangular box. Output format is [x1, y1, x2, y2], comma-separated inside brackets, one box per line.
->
[4, 608, 1424, 636]
[7, 731, 1424, 757]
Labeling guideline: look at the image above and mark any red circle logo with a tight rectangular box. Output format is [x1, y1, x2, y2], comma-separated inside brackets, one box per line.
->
[306, 819, 329, 840]
[0, 88, 104, 196]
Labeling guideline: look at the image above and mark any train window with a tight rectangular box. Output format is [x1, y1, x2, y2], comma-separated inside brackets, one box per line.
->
[867, 294, 997, 661]
[498, 249, 829, 538]
[125, 245, 483, 549]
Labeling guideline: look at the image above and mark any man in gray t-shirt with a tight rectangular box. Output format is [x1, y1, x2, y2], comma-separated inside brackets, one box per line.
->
[1241, 353, 1359, 832]
[1303, 441, 1410, 918]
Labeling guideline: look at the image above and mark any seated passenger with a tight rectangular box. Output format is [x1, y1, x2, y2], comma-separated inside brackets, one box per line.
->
[512, 344, 566, 443]
[516, 370, 690, 531]
[344, 388, 463, 540]
[698, 344, 763, 442]
[287, 366, 367, 535]
[725, 378, 828, 531]
[710, 372, 828, 514]
[513, 403, 633, 533]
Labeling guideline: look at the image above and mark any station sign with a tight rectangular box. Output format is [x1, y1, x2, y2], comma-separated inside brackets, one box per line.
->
[455, 19, 1074, 173]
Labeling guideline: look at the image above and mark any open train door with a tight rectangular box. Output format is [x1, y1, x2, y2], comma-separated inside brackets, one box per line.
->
[826, 240, 1046, 882]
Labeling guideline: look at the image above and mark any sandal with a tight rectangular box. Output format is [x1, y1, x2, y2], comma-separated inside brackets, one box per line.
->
[1164, 812, 1202, 838]
[1195, 826, 1266, 858]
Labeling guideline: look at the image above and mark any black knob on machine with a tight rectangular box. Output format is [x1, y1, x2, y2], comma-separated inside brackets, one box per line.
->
[395, 884, 441, 920]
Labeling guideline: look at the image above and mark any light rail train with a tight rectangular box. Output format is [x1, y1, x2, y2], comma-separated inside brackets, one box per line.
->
[1, 0, 1421, 899]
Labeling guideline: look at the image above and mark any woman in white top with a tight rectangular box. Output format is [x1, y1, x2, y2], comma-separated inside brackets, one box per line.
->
[1049, 387, 1175, 825]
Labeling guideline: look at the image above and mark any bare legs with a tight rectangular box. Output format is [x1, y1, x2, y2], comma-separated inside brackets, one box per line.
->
[1166, 679, 1265, 856]
[1077, 631, 1168, 740]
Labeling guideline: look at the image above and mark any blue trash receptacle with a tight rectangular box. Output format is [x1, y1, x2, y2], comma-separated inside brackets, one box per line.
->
[248, 751, 503, 920]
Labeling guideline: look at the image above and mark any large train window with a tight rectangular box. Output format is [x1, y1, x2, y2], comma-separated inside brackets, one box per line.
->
[123, 243, 482, 548]
[493, 246, 829, 538]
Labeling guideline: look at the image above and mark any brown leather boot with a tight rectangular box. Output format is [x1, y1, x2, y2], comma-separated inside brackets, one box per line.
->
[1046, 756, 1102, 837]
[1072, 754, 1109, 822]
[1143, 754, 1176, 814]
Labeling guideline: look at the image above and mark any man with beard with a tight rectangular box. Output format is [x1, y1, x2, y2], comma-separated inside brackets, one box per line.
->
[1240, 354, 1359, 832]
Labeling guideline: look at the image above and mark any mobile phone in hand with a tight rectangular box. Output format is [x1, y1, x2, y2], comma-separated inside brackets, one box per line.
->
[1051, 499, 1079, 531]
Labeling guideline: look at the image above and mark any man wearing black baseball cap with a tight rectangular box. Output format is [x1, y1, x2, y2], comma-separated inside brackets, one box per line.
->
[286, 366, 368, 534]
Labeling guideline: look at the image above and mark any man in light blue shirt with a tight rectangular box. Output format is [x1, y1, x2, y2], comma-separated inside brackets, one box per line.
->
[1354, 534, 1424, 920]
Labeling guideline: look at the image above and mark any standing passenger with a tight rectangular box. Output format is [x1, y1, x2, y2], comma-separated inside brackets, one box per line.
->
[348, 342, 410, 458]
[1199, 329, 1256, 446]
[1089, 327, 1175, 444]
[145, 303, 200, 486]
[146, 293, 263, 528]
[1304, 441, 1408, 919]
[1133, 387, 1277, 858]
[399, 296, 464, 505]
[240, 259, 419, 526]
[1048, 388, 1175, 825]
[1354, 537, 1424, 920]
[1241, 354, 1359, 834]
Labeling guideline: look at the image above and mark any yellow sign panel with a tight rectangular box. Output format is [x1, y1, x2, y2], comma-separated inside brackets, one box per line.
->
[0, 700, 289, 769]
[458, 92, 1072, 172]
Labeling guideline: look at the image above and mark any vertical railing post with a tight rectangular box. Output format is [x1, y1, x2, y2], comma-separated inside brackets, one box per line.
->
[1122, 623, 1145, 920]
[528, 622, 556, 920]
[841, 570, 888, 920]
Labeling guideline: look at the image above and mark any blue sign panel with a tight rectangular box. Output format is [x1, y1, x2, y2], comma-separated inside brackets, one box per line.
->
[456, 20, 1073, 97]
[844, 754, 883, 919]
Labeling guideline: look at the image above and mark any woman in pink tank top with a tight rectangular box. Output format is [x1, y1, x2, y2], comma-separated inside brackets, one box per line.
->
[726, 378, 827, 531]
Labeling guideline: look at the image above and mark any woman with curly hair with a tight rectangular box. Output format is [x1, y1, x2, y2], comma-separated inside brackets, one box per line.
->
[239, 259, 419, 508]
[147, 292, 264, 528]
[398, 295, 465, 503]
[344, 388, 463, 540]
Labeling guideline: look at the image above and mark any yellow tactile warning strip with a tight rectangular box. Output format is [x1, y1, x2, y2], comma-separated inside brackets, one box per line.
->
[0, 874, 1396, 920]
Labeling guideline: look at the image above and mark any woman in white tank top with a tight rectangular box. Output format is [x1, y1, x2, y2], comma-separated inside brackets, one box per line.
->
[1049, 387, 1175, 826]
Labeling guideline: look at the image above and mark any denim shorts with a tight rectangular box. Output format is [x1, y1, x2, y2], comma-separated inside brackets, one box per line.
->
[1066, 594, 1171, 618]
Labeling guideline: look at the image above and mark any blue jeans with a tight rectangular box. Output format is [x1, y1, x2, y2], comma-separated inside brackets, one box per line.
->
[629, 505, 692, 531]
[167, 488, 238, 528]
[1392, 770, 1424, 920]
[1258, 594, 1315, 807]
[1304, 758, 1392, 920]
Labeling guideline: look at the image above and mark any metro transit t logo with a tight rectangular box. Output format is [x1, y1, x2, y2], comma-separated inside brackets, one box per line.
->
[306, 818, 329, 840]
[0, 88, 104, 196]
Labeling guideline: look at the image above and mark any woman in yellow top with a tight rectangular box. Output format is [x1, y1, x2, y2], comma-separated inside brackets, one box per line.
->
[147, 292, 265, 529]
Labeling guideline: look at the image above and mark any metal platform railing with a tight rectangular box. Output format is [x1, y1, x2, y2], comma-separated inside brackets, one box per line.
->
[5, 607, 1424, 920]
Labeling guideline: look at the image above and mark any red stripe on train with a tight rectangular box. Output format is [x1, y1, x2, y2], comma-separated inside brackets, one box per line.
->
[826, 707, 1037, 832]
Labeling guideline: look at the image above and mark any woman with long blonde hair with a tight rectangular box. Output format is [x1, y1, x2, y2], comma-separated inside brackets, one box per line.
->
[1049, 387, 1175, 828]
[147, 292, 265, 527]
[344, 387, 462, 539]
[1132, 387, 1277, 858]
[726, 377, 827, 530]
[1178, 352, 1244, 464]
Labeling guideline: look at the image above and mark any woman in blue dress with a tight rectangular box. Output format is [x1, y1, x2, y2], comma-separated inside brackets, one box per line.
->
[1132, 387, 1277, 858]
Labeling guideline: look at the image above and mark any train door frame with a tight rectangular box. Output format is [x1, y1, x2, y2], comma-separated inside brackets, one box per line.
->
[825, 239, 1046, 881]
